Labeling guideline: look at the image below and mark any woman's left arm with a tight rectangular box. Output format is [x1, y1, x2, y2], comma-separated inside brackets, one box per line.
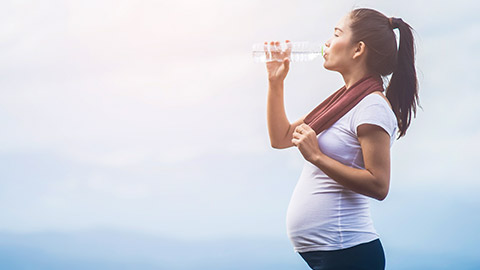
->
[292, 123, 391, 201]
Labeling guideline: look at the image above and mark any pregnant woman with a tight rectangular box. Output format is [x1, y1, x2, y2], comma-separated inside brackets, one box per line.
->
[265, 8, 420, 270]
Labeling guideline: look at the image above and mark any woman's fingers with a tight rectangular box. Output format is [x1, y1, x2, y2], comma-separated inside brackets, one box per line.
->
[284, 40, 292, 59]
[293, 124, 315, 140]
[292, 130, 303, 140]
[302, 124, 314, 133]
[291, 138, 298, 146]
[264, 41, 270, 61]
[271, 41, 278, 61]
[264, 40, 291, 62]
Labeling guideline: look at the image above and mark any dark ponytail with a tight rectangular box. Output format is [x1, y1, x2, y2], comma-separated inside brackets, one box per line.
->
[386, 17, 420, 139]
[349, 8, 421, 139]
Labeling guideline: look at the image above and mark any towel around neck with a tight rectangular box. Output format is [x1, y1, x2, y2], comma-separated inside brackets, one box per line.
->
[304, 74, 385, 135]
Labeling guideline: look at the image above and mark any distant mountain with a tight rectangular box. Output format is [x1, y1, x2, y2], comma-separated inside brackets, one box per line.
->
[0, 229, 306, 270]
[1, 229, 479, 269]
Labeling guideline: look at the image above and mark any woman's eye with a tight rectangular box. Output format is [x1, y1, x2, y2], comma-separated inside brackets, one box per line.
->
[334, 34, 339, 37]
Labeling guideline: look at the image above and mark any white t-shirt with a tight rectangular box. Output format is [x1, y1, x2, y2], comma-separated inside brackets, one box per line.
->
[285, 93, 398, 253]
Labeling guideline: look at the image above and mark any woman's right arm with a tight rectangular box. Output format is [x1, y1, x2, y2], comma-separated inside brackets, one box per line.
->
[267, 81, 306, 149]
[265, 40, 306, 149]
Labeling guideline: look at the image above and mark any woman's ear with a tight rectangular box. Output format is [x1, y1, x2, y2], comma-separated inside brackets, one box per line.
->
[352, 41, 366, 60]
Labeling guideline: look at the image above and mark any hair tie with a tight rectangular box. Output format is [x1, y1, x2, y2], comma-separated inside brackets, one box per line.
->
[389, 17, 399, 29]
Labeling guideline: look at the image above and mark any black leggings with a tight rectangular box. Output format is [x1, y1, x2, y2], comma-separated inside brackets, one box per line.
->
[298, 238, 385, 270]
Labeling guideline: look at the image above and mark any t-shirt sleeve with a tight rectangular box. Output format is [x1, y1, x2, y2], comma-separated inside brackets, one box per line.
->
[352, 102, 397, 138]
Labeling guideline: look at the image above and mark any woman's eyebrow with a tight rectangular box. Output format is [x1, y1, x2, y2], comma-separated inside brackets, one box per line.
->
[334, 27, 343, 32]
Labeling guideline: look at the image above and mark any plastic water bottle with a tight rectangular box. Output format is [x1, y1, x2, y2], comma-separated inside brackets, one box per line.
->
[252, 41, 325, 63]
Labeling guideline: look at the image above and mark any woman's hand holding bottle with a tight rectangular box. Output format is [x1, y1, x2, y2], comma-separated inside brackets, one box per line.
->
[265, 40, 292, 84]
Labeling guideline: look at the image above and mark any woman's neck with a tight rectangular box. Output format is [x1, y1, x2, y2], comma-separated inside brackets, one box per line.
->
[341, 69, 375, 90]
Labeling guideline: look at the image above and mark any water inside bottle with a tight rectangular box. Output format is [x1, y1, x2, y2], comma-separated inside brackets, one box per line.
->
[252, 51, 323, 62]
[252, 41, 325, 63]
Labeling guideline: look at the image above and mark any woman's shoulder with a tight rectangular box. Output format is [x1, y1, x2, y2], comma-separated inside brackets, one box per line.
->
[351, 91, 398, 138]
[370, 91, 393, 110]
[357, 91, 393, 111]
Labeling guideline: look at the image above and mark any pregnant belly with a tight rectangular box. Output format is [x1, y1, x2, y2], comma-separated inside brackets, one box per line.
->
[286, 184, 341, 237]
[285, 171, 375, 249]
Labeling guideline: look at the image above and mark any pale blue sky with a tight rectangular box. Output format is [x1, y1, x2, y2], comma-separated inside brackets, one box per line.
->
[0, 0, 479, 268]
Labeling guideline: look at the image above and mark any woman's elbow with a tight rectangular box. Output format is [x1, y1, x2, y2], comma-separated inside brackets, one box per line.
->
[376, 190, 388, 201]
[270, 139, 292, 149]
[271, 142, 286, 149]
[375, 183, 389, 201]
[371, 175, 389, 201]
[270, 140, 280, 149]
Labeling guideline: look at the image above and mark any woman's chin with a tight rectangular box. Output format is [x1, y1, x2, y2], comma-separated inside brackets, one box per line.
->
[323, 62, 339, 72]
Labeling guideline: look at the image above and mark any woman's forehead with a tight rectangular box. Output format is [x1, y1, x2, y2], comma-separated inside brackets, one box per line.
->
[335, 14, 350, 31]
